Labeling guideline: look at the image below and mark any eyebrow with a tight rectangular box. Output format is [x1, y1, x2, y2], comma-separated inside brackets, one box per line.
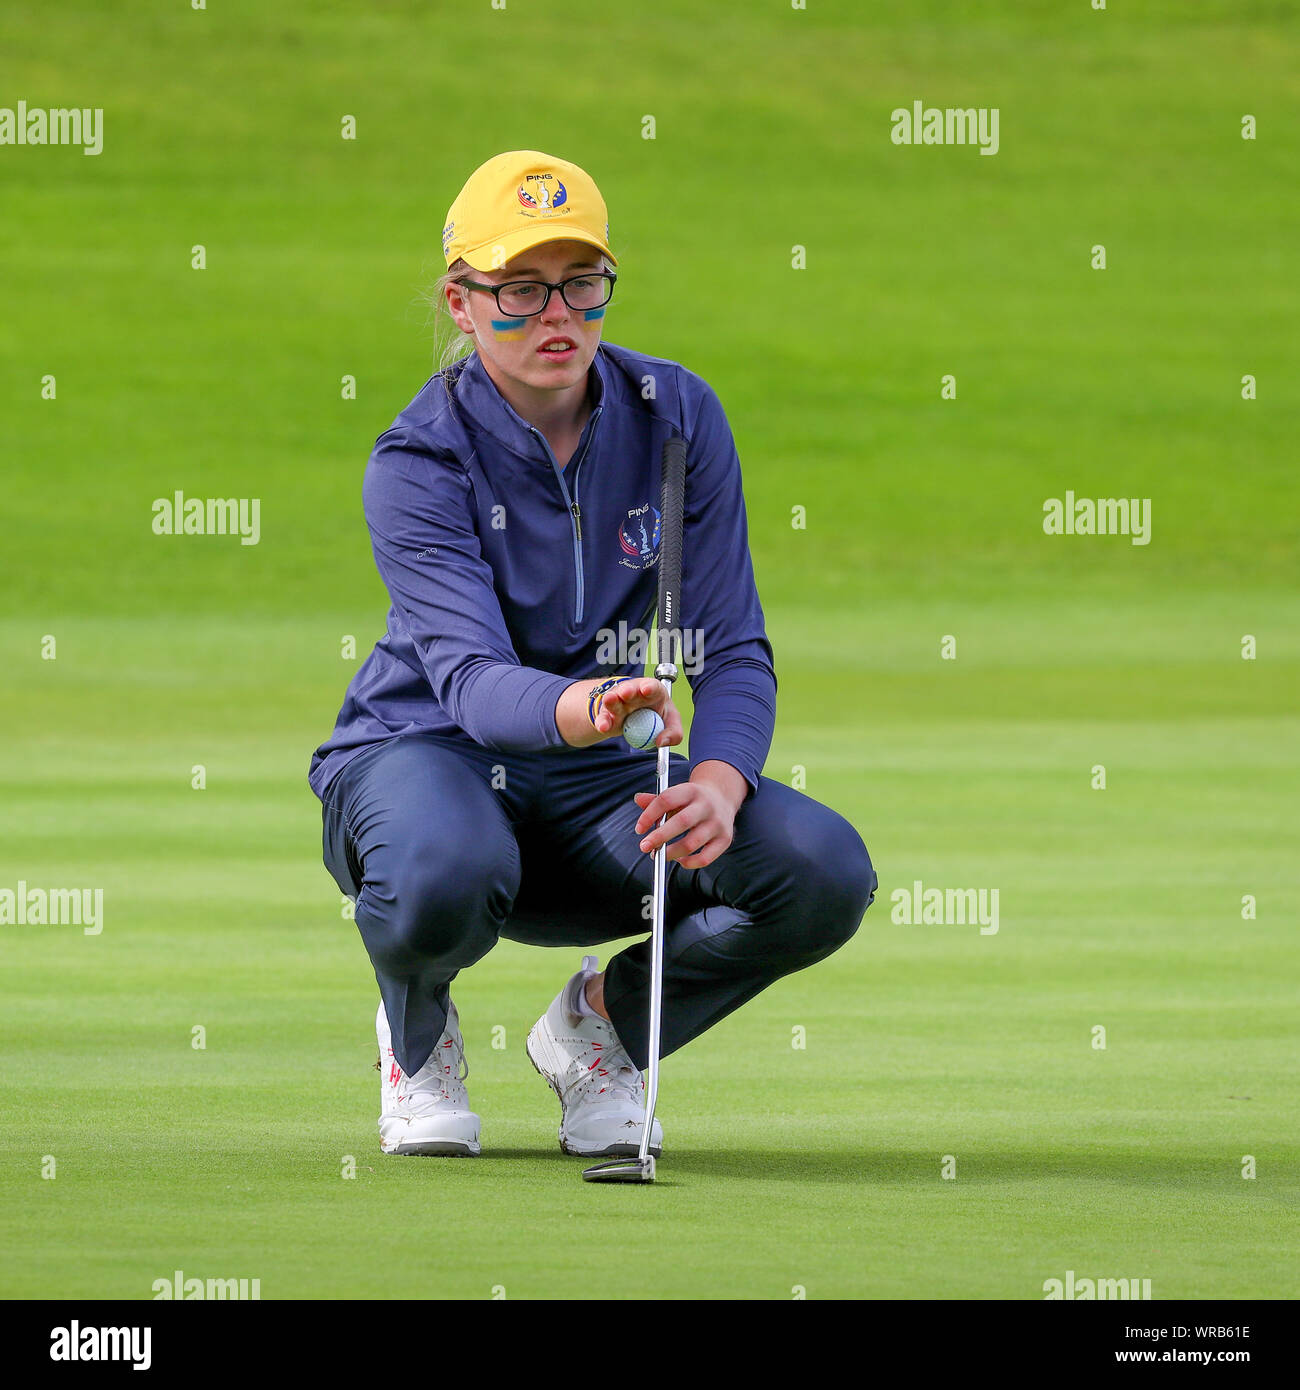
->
[495, 260, 601, 279]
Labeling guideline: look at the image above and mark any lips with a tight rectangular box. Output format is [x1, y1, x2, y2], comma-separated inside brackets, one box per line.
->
[537, 335, 577, 362]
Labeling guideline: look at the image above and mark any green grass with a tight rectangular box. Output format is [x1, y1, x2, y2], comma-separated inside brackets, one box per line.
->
[1, 0, 1297, 1299]
[1, 603, 1295, 1299]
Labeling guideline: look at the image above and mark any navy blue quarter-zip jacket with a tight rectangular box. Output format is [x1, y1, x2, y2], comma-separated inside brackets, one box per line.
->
[308, 342, 777, 802]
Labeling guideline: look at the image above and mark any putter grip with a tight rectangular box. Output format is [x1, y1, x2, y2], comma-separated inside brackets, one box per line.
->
[657, 436, 687, 669]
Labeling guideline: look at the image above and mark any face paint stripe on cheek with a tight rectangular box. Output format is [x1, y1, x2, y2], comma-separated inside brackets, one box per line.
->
[581, 307, 604, 331]
[490, 317, 528, 341]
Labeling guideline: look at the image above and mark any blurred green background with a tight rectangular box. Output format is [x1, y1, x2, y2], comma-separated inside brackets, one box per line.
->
[1, 0, 1296, 1300]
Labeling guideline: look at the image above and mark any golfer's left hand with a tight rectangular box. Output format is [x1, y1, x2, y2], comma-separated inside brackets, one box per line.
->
[633, 781, 736, 869]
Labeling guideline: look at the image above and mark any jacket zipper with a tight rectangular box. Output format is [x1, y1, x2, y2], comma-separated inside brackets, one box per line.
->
[530, 403, 603, 627]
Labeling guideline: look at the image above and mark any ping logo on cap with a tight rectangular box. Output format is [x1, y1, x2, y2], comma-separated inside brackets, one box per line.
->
[516, 173, 568, 214]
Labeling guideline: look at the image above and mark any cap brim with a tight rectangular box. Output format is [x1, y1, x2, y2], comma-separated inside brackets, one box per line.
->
[460, 225, 618, 273]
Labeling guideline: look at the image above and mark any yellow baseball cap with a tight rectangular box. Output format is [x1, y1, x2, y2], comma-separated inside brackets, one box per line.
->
[441, 150, 618, 272]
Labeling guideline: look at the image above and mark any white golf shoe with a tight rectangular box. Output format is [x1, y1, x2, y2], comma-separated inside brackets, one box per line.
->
[376, 998, 481, 1156]
[526, 956, 664, 1159]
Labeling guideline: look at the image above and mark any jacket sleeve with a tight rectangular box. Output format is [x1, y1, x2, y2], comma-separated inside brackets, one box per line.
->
[677, 376, 778, 797]
[362, 431, 573, 751]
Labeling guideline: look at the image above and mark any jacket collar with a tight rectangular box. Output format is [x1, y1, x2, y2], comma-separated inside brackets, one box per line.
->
[450, 347, 609, 465]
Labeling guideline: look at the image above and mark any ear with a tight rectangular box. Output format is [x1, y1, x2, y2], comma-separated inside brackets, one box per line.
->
[445, 280, 476, 337]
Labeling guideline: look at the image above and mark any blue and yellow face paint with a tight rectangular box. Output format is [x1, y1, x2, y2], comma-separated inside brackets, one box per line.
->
[490, 318, 528, 342]
[490, 306, 605, 343]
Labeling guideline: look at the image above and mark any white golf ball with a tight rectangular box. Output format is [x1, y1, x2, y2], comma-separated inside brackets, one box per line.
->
[623, 707, 664, 750]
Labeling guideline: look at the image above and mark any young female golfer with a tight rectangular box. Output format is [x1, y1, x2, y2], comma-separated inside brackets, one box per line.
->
[309, 150, 877, 1158]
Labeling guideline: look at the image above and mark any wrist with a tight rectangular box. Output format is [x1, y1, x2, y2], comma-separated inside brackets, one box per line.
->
[586, 675, 639, 728]
[556, 676, 641, 748]
[690, 759, 749, 813]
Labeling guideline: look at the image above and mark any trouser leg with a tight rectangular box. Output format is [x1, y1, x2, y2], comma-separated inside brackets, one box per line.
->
[320, 735, 531, 1075]
[506, 751, 879, 1071]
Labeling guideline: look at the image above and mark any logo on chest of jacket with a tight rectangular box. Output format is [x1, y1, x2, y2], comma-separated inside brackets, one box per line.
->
[618, 503, 661, 570]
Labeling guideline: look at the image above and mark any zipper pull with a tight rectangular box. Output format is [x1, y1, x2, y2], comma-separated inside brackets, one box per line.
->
[571, 502, 582, 539]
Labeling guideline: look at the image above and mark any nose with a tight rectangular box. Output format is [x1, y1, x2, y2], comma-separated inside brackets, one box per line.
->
[539, 287, 572, 324]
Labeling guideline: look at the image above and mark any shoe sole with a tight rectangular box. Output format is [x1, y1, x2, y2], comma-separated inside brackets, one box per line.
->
[382, 1138, 480, 1157]
[526, 1020, 663, 1160]
[379, 1115, 481, 1157]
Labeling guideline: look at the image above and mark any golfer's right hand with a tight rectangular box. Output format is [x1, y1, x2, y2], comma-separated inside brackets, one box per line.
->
[594, 678, 684, 748]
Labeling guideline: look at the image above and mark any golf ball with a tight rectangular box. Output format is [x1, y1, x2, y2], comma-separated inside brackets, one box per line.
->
[622, 707, 664, 750]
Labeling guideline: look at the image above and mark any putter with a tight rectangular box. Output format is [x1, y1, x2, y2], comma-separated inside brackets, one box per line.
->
[583, 436, 687, 1186]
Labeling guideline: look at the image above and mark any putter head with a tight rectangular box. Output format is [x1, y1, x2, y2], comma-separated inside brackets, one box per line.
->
[582, 1155, 656, 1184]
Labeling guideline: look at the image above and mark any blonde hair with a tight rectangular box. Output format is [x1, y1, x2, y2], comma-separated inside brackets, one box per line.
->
[429, 258, 476, 375]
[426, 250, 616, 377]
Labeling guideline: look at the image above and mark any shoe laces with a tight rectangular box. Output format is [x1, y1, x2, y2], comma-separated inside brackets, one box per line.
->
[426, 1031, 469, 1101]
[570, 1023, 643, 1106]
[379, 1028, 469, 1104]
[436, 1033, 470, 1093]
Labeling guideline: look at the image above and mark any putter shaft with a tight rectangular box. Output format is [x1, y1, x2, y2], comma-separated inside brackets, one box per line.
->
[583, 664, 675, 1186]
[640, 733, 669, 1166]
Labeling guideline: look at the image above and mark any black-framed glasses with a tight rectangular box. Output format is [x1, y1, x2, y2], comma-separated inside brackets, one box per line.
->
[457, 270, 616, 319]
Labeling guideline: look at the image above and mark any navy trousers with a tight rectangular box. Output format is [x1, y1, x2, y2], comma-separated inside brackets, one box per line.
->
[320, 732, 877, 1076]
